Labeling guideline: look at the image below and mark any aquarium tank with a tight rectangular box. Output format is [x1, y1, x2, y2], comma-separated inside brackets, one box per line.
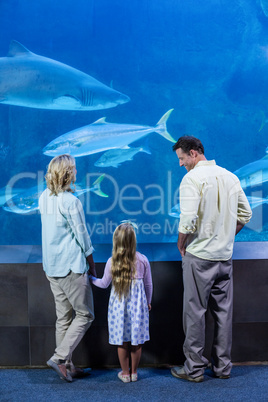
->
[0, 0, 267, 246]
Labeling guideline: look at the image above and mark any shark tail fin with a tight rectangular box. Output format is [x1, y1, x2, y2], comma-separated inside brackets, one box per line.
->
[155, 109, 176, 143]
[91, 174, 109, 198]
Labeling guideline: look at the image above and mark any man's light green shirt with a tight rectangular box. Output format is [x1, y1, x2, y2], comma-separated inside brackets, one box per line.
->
[179, 160, 252, 261]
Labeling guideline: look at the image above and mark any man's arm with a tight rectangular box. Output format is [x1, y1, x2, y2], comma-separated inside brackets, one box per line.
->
[177, 232, 189, 257]
[236, 221, 244, 235]
[236, 186, 252, 226]
[177, 175, 200, 257]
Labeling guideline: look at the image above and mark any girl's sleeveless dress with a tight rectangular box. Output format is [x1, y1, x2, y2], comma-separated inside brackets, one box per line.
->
[108, 278, 150, 346]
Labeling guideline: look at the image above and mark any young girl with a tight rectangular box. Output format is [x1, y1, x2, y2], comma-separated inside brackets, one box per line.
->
[91, 222, 153, 383]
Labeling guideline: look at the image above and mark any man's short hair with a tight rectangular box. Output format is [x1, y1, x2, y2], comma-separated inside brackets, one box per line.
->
[172, 136, 204, 155]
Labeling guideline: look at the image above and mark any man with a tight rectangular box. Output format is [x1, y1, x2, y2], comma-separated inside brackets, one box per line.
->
[171, 136, 252, 383]
[39, 154, 96, 382]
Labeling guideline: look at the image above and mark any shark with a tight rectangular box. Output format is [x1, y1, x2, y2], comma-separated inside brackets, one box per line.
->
[94, 145, 151, 168]
[43, 109, 176, 157]
[2, 174, 108, 214]
[0, 40, 129, 110]
[233, 154, 268, 189]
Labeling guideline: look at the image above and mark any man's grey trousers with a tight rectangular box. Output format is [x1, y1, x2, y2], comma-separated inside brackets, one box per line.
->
[182, 252, 233, 378]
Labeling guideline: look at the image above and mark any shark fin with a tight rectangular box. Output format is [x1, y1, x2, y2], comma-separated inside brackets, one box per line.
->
[8, 40, 32, 57]
[155, 109, 176, 143]
[258, 111, 267, 132]
[261, 154, 268, 160]
[92, 117, 107, 124]
[156, 109, 174, 126]
[91, 174, 108, 197]
[140, 146, 151, 155]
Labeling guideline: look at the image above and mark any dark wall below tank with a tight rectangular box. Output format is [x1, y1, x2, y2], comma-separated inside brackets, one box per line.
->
[0, 258, 267, 367]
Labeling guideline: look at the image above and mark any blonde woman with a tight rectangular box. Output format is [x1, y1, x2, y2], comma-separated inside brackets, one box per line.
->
[91, 223, 153, 383]
[39, 154, 95, 382]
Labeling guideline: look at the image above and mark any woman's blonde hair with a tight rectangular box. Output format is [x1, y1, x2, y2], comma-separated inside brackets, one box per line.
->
[111, 223, 137, 299]
[45, 154, 76, 196]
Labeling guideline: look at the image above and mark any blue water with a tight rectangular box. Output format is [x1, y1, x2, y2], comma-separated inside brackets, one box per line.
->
[0, 0, 267, 245]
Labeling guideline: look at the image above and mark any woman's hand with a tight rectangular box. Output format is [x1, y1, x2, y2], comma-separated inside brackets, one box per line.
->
[86, 253, 96, 277]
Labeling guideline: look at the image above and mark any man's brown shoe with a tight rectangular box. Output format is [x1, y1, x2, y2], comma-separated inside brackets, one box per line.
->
[216, 374, 230, 379]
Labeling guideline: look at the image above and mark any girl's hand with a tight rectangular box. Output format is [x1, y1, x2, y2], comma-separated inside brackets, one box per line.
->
[148, 304, 151, 311]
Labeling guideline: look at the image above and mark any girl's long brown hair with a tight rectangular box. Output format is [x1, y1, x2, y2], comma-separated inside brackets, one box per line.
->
[111, 223, 136, 299]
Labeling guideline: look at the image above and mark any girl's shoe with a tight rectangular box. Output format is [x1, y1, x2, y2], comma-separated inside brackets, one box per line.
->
[118, 371, 131, 383]
[131, 373, 138, 382]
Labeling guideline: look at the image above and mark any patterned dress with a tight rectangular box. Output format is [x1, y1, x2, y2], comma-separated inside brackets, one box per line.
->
[92, 252, 153, 345]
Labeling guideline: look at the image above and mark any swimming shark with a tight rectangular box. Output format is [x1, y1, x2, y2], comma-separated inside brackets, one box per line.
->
[94, 145, 151, 168]
[43, 109, 175, 157]
[2, 174, 108, 214]
[0, 40, 129, 110]
[233, 154, 268, 189]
